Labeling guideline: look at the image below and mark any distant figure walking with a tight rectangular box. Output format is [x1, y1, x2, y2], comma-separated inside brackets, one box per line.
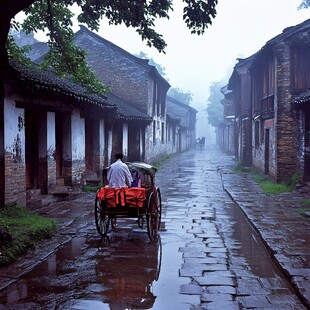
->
[198, 137, 205, 150]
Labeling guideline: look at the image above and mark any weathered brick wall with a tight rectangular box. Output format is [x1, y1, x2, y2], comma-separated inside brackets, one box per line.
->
[252, 120, 276, 180]
[4, 98, 26, 206]
[48, 160, 56, 188]
[4, 154, 26, 206]
[297, 109, 305, 181]
[275, 43, 301, 182]
[72, 159, 85, 186]
[75, 29, 170, 164]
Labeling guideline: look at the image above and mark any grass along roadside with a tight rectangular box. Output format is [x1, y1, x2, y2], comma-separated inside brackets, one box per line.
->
[233, 164, 298, 195]
[233, 164, 310, 218]
[298, 199, 310, 218]
[0, 204, 57, 266]
[251, 173, 294, 195]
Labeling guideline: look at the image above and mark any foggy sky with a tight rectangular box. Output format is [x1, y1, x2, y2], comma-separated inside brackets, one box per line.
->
[94, 0, 309, 137]
[16, 0, 310, 137]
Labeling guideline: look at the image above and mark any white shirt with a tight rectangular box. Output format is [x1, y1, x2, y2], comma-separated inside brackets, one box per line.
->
[107, 159, 133, 188]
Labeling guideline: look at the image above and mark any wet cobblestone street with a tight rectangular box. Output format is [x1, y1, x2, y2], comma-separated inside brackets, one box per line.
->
[0, 144, 308, 309]
[156, 145, 306, 309]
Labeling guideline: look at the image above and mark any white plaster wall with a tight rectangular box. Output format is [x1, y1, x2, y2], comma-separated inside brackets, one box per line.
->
[99, 119, 105, 167]
[71, 109, 85, 161]
[108, 129, 112, 165]
[47, 112, 55, 160]
[140, 128, 143, 159]
[122, 123, 128, 156]
[4, 97, 25, 162]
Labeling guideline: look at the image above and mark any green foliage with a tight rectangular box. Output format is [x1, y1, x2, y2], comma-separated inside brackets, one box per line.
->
[234, 164, 300, 195]
[21, 1, 110, 94]
[298, 0, 310, 9]
[298, 200, 310, 218]
[206, 81, 224, 127]
[6, 35, 33, 66]
[298, 208, 310, 217]
[301, 199, 310, 206]
[290, 172, 301, 187]
[136, 51, 167, 77]
[168, 87, 193, 105]
[252, 173, 293, 195]
[0, 205, 57, 266]
[5, 0, 218, 94]
[82, 184, 102, 192]
[183, 0, 218, 35]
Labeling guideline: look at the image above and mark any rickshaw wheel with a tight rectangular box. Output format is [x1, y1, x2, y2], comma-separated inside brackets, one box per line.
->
[95, 197, 110, 236]
[146, 190, 161, 241]
[156, 187, 162, 231]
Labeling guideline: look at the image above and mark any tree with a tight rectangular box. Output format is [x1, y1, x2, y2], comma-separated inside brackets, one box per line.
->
[136, 51, 167, 77]
[1, 0, 218, 94]
[168, 87, 193, 105]
[298, 0, 310, 8]
[206, 81, 224, 128]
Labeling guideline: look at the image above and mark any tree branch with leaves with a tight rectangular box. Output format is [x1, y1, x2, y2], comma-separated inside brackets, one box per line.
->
[2, 0, 219, 94]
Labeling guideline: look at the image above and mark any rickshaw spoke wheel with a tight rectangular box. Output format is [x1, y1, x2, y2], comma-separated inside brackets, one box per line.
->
[156, 187, 162, 232]
[146, 192, 160, 241]
[95, 197, 110, 236]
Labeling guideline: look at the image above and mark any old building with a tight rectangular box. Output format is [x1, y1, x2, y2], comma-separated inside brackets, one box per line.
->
[104, 92, 152, 163]
[166, 96, 197, 152]
[217, 85, 236, 156]
[228, 56, 254, 166]
[2, 29, 198, 209]
[0, 60, 116, 207]
[226, 18, 310, 183]
[74, 26, 171, 163]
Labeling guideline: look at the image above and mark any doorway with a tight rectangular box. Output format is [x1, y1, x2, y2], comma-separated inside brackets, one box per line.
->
[128, 125, 140, 161]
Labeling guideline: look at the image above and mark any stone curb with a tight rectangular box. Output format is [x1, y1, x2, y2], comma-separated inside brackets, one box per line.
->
[220, 170, 310, 309]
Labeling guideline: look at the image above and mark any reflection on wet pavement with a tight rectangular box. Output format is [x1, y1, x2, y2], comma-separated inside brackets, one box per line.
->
[0, 146, 307, 309]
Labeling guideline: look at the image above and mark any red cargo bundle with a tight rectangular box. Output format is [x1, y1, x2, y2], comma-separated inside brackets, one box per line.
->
[96, 187, 119, 207]
[97, 187, 147, 208]
[124, 187, 147, 208]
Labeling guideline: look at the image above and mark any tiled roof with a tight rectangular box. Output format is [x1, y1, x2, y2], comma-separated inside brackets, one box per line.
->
[292, 90, 310, 105]
[166, 112, 181, 124]
[106, 92, 152, 122]
[266, 18, 310, 46]
[229, 18, 310, 88]
[27, 42, 49, 62]
[10, 60, 116, 111]
[166, 96, 197, 128]
[75, 25, 170, 87]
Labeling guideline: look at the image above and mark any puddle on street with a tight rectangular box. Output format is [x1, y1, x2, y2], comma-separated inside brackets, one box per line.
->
[223, 202, 296, 290]
[0, 149, 304, 309]
[0, 220, 198, 309]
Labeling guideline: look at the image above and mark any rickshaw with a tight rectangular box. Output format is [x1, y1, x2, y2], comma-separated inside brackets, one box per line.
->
[95, 162, 162, 241]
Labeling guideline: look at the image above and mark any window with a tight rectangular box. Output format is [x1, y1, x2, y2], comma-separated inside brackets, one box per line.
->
[167, 123, 171, 142]
[152, 82, 157, 115]
[291, 45, 310, 93]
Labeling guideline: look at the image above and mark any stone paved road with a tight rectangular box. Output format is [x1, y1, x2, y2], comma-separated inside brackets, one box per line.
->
[0, 144, 308, 309]
[156, 144, 307, 309]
